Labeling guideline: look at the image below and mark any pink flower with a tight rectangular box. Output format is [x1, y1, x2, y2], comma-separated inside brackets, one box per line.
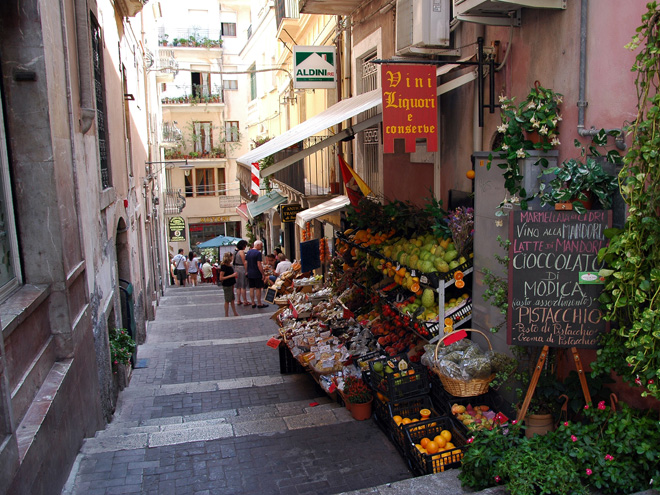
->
[586, 468, 593, 476]
[584, 404, 589, 410]
[114, 360, 118, 364]
[494, 476, 502, 483]
[598, 401, 606, 410]
[467, 437, 474, 444]
[635, 376, 642, 386]
[564, 421, 569, 426]
[605, 454, 614, 461]
[511, 420, 518, 425]
[649, 379, 655, 385]
[571, 435, 578, 442]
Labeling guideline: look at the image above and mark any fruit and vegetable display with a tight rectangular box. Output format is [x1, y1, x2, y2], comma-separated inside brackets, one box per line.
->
[450, 403, 501, 430]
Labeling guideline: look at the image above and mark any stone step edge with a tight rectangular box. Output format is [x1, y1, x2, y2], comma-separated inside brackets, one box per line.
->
[81, 403, 353, 454]
[99, 396, 339, 436]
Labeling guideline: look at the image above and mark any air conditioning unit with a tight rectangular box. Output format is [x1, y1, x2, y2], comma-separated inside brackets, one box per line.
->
[396, 0, 450, 55]
[453, 0, 566, 23]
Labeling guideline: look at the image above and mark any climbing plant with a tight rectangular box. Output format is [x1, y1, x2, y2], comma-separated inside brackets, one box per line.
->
[593, 2, 660, 399]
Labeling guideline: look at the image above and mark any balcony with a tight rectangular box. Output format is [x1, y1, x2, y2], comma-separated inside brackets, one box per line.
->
[161, 92, 224, 106]
[116, 0, 146, 17]
[270, 135, 342, 197]
[155, 49, 179, 83]
[158, 27, 223, 49]
[276, 0, 301, 38]
[298, 0, 363, 15]
[164, 188, 186, 215]
[161, 122, 182, 147]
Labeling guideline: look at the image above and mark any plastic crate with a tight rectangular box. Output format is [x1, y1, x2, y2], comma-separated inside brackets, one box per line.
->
[403, 417, 467, 475]
[279, 343, 306, 374]
[368, 357, 429, 401]
[386, 395, 441, 454]
[429, 375, 514, 432]
[372, 395, 390, 434]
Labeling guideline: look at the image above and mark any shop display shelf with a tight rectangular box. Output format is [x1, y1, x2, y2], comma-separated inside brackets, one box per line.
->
[368, 358, 429, 401]
[278, 342, 307, 375]
[403, 416, 467, 476]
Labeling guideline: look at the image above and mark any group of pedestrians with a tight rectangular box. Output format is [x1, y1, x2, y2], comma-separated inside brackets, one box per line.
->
[171, 241, 292, 317]
[171, 249, 212, 287]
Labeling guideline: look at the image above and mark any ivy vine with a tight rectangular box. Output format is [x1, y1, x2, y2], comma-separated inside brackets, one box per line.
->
[594, 2, 660, 400]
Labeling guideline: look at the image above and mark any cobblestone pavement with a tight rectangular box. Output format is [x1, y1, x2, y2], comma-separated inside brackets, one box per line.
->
[62, 285, 413, 495]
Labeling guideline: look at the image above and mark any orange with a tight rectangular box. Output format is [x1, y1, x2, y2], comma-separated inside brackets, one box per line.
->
[393, 415, 403, 426]
[411, 418, 419, 423]
[440, 430, 452, 442]
[445, 442, 455, 450]
[454, 271, 464, 281]
[444, 317, 453, 326]
[420, 437, 431, 448]
[420, 408, 431, 420]
[455, 279, 465, 289]
[402, 418, 412, 425]
[410, 283, 420, 293]
[466, 170, 475, 180]
[433, 435, 447, 449]
[425, 441, 440, 454]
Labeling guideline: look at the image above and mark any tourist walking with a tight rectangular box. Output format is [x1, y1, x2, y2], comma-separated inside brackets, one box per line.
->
[233, 240, 249, 306]
[218, 252, 240, 317]
[172, 249, 188, 286]
[245, 240, 268, 308]
[187, 251, 200, 287]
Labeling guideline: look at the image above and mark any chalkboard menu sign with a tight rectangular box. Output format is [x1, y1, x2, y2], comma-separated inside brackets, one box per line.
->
[300, 239, 321, 273]
[264, 288, 277, 304]
[508, 210, 611, 348]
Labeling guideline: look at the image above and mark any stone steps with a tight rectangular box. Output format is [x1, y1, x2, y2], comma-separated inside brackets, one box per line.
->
[81, 395, 350, 454]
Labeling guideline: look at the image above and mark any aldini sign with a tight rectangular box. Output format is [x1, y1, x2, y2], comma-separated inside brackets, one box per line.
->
[293, 46, 337, 89]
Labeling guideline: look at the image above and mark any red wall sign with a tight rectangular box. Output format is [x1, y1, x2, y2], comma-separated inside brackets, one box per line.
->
[381, 64, 438, 153]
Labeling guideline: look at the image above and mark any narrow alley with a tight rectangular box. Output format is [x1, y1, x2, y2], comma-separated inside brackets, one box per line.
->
[62, 285, 412, 495]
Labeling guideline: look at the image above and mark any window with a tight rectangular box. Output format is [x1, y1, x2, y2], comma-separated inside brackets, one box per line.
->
[191, 72, 211, 98]
[91, 16, 111, 189]
[223, 80, 238, 90]
[193, 122, 212, 154]
[196, 168, 215, 196]
[221, 22, 236, 37]
[0, 90, 21, 298]
[217, 168, 226, 195]
[249, 64, 257, 101]
[225, 121, 239, 142]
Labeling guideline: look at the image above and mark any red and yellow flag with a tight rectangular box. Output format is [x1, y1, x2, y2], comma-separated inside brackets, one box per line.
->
[338, 155, 372, 206]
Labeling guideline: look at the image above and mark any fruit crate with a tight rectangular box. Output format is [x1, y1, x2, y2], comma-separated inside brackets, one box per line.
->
[386, 395, 441, 455]
[368, 357, 429, 401]
[278, 342, 306, 374]
[429, 375, 514, 433]
[403, 417, 467, 475]
[371, 394, 390, 435]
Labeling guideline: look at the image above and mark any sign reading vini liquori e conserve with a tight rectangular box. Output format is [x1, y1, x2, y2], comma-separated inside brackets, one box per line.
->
[293, 46, 337, 89]
[381, 64, 438, 153]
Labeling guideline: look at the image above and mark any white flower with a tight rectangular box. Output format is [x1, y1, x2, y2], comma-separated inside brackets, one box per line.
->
[510, 195, 521, 204]
[497, 124, 508, 133]
[495, 219, 504, 227]
[551, 137, 561, 146]
[556, 115, 563, 122]
[502, 143, 509, 150]
[532, 121, 540, 129]
[501, 103, 508, 110]
[516, 149, 526, 159]
[539, 125, 549, 135]
[552, 118, 558, 126]
[530, 116, 537, 124]
[498, 95, 508, 103]
[527, 102, 536, 110]
[555, 95, 563, 103]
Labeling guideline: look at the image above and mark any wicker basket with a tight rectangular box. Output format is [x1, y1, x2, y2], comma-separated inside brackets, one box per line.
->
[432, 329, 496, 397]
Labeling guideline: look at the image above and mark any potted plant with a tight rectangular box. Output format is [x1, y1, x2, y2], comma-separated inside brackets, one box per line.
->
[109, 327, 136, 390]
[158, 33, 169, 46]
[342, 376, 373, 420]
[539, 130, 621, 214]
[490, 82, 563, 210]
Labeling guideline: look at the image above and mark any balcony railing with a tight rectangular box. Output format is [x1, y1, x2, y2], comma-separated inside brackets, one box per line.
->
[158, 27, 222, 48]
[161, 92, 224, 105]
[271, 135, 341, 196]
[164, 188, 186, 214]
[275, 0, 300, 28]
[162, 122, 182, 144]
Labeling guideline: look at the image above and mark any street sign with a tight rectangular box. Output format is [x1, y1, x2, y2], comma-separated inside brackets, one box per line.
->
[293, 46, 337, 89]
[280, 203, 303, 223]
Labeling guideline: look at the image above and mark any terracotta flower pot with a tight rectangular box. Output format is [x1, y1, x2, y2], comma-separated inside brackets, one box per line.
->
[349, 398, 373, 421]
[524, 413, 555, 438]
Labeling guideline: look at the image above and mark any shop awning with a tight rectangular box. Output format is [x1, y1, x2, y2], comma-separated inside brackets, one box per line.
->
[295, 195, 351, 228]
[197, 235, 242, 248]
[236, 89, 383, 177]
[235, 203, 249, 221]
[246, 191, 287, 219]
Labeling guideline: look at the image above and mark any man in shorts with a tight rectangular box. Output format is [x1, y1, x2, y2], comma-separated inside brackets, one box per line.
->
[245, 240, 268, 308]
[172, 248, 188, 286]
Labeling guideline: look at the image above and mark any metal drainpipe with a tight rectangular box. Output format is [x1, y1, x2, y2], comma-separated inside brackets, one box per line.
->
[577, 0, 625, 149]
[343, 17, 353, 166]
[473, 25, 484, 152]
